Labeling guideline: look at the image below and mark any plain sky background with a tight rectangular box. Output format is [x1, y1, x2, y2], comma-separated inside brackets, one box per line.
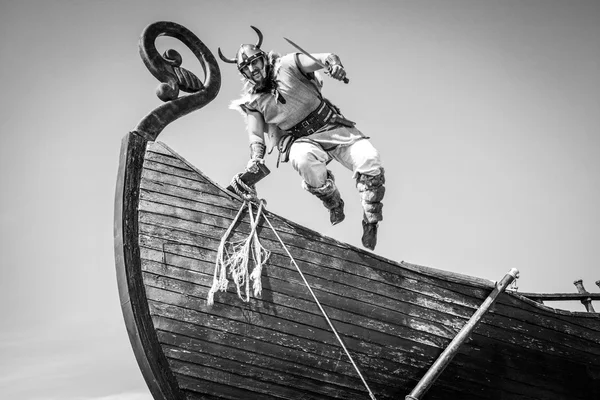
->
[1, 1, 598, 399]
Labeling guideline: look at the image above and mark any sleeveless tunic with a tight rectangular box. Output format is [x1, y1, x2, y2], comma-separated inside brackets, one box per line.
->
[240, 54, 366, 152]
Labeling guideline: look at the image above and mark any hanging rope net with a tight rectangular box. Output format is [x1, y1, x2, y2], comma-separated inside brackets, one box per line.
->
[207, 173, 271, 306]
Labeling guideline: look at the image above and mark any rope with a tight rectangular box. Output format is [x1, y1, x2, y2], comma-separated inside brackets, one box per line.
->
[207, 173, 270, 305]
[262, 214, 378, 400]
[229, 172, 258, 201]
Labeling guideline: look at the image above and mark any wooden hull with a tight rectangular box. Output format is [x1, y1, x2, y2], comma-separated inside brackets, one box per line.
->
[115, 132, 600, 400]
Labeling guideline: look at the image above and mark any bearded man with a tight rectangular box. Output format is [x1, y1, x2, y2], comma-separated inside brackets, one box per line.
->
[219, 26, 385, 250]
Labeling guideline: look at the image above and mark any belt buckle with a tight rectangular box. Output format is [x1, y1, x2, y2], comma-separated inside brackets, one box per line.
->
[301, 120, 310, 128]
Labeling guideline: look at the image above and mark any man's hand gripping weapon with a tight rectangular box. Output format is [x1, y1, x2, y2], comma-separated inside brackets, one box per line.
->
[284, 38, 350, 84]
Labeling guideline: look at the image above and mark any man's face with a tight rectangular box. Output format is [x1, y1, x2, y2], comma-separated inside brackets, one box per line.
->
[243, 57, 266, 84]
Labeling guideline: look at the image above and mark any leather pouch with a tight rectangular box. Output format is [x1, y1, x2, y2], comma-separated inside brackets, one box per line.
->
[277, 135, 296, 166]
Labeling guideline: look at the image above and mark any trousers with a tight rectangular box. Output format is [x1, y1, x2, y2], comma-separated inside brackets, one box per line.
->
[289, 138, 382, 187]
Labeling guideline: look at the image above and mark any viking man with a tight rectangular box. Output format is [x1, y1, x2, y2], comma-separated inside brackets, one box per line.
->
[219, 26, 385, 250]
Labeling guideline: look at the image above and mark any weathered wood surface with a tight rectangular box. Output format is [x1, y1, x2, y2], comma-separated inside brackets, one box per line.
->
[517, 292, 600, 301]
[573, 279, 597, 313]
[120, 140, 600, 399]
[114, 133, 186, 400]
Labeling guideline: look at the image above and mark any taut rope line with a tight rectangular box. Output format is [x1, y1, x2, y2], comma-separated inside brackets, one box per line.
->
[262, 214, 378, 400]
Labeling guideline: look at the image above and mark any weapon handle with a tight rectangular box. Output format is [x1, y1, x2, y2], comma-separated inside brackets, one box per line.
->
[324, 65, 349, 84]
[329, 67, 349, 84]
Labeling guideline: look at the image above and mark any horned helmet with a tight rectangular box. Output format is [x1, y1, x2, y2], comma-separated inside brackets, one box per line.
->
[218, 26, 267, 81]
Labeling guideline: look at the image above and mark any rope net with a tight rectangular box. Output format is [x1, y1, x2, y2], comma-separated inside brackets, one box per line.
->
[207, 174, 270, 306]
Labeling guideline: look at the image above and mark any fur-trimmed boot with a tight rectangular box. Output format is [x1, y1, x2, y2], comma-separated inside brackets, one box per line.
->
[356, 169, 385, 250]
[303, 171, 345, 226]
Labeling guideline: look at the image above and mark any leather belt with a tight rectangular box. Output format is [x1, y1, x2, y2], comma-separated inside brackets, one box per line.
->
[286, 100, 335, 138]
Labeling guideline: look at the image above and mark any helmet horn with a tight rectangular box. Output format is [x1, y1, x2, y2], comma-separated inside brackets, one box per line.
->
[218, 48, 237, 64]
[250, 25, 263, 49]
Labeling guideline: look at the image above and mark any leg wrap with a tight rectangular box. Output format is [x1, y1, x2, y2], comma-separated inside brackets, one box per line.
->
[356, 168, 385, 224]
[303, 171, 345, 225]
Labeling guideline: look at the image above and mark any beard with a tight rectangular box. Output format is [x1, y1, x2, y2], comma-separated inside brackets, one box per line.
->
[251, 70, 267, 87]
[250, 65, 275, 93]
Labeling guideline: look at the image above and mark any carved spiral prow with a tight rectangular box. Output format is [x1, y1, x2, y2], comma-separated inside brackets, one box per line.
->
[134, 21, 221, 140]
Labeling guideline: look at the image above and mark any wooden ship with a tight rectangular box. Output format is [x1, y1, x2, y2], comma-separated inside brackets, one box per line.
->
[114, 22, 600, 400]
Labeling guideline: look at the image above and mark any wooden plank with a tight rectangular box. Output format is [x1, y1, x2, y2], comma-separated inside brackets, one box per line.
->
[140, 252, 595, 387]
[142, 266, 583, 399]
[139, 243, 463, 349]
[146, 149, 197, 171]
[138, 219, 483, 325]
[143, 252, 464, 347]
[143, 159, 222, 190]
[114, 133, 186, 400]
[138, 175, 493, 299]
[136, 198, 483, 305]
[178, 373, 280, 400]
[153, 315, 416, 386]
[153, 306, 466, 399]
[158, 330, 376, 393]
[149, 307, 423, 385]
[142, 263, 590, 398]
[137, 219, 600, 362]
[181, 387, 226, 400]
[138, 239, 600, 388]
[137, 195, 600, 343]
[142, 254, 459, 342]
[141, 168, 224, 198]
[138, 236, 465, 339]
[150, 299, 573, 399]
[500, 292, 600, 327]
[147, 296, 457, 390]
[518, 292, 600, 301]
[147, 142, 231, 192]
[170, 357, 302, 399]
[141, 266, 449, 352]
[156, 317, 541, 400]
[163, 343, 371, 399]
[147, 141, 179, 156]
[144, 283, 428, 364]
[141, 178, 239, 211]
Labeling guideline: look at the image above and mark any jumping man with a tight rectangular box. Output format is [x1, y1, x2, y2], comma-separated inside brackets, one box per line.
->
[219, 26, 385, 250]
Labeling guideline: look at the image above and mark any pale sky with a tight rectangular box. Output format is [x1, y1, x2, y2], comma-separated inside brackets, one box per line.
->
[1, 1, 598, 399]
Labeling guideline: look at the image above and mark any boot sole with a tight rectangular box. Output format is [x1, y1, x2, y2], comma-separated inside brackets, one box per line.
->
[331, 215, 346, 226]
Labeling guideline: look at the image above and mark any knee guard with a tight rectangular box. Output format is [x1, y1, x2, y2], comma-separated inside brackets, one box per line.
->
[303, 170, 345, 225]
[356, 168, 385, 224]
